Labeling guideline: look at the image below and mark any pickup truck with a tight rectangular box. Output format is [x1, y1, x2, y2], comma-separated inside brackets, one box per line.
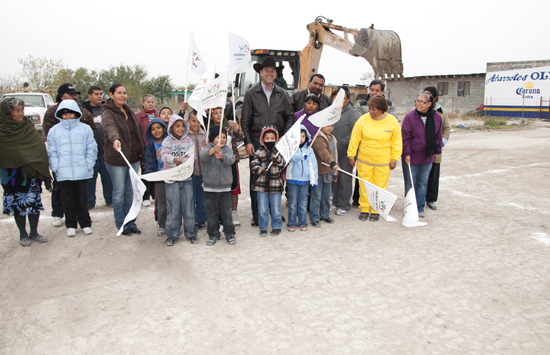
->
[0, 92, 55, 138]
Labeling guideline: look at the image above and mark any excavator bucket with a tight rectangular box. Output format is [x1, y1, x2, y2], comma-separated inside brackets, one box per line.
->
[353, 28, 403, 80]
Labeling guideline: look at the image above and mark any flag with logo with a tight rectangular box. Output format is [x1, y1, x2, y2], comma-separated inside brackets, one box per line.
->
[228, 32, 252, 75]
[199, 71, 228, 110]
[141, 146, 195, 182]
[188, 65, 216, 126]
[360, 180, 397, 222]
[275, 114, 306, 166]
[309, 88, 346, 128]
[402, 164, 428, 227]
[186, 32, 206, 77]
[117, 151, 146, 236]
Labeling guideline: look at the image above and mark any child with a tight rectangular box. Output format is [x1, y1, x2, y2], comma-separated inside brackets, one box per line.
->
[143, 117, 168, 236]
[286, 126, 318, 232]
[159, 107, 172, 126]
[187, 110, 207, 230]
[47, 100, 97, 237]
[250, 125, 286, 236]
[310, 124, 339, 227]
[208, 107, 245, 226]
[200, 127, 236, 245]
[160, 115, 197, 246]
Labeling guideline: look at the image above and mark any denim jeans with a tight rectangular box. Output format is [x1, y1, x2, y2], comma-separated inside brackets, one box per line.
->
[165, 180, 196, 240]
[192, 175, 207, 224]
[310, 178, 332, 222]
[287, 183, 309, 227]
[105, 161, 140, 230]
[204, 191, 234, 239]
[257, 191, 282, 231]
[402, 161, 433, 212]
[87, 155, 113, 207]
[155, 182, 167, 228]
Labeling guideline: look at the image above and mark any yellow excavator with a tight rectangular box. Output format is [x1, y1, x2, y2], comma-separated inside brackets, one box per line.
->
[235, 16, 403, 101]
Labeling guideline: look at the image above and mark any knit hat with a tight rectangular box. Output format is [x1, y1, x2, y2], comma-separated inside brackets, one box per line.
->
[209, 126, 227, 144]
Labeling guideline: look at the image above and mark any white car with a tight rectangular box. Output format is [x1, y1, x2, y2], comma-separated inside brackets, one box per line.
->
[0, 92, 55, 137]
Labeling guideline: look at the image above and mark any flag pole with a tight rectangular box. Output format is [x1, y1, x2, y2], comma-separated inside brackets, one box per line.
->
[205, 110, 212, 143]
[304, 129, 321, 156]
[184, 70, 189, 103]
[320, 162, 371, 186]
[218, 107, 224, 146]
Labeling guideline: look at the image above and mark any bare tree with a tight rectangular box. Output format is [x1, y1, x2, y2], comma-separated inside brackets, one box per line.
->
[0, 73, 20, 90]
[18, 55, 64, 90]
[359, 72, 375, 85]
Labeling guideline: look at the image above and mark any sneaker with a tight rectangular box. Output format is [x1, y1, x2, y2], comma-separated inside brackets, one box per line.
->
[206, 237, 217, 246]
[196, 221, 207, 230]
[359, 212, 369, 221]
[52, 217, 63, 227]
[427, 202, 438, 210]
[142, 200, 151, 207]
[165, 238, 175, 246]
[82, 227, 93, 235]
[67, 228, 76, 237]
[320, 217, 334, 224]
[121, 229, 133, 236]
[418, 211, 426, 218]
[270, 229, 281, 236]
[19, 238, 31, 247]
[130, 227, 141, 234]
[188, 237, 199, 244]
[299, 225, 308, 231]
[156, 227, 166, 237]
[287, 226, 296, 232]
[369, 214, 380, 222]
[251, 217, 259, 227]
[259, 230, 268, 237]
[226, 235, 236, 245]
[231, 210, 241, 226]
[29, 234, 47, 243]
[311, 220, 321, 228]
[330, 205, 337, 212]
[336, 208, 351, 216]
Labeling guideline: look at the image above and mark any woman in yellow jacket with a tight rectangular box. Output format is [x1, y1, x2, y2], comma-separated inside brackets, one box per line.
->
[347, 96, 402, 221]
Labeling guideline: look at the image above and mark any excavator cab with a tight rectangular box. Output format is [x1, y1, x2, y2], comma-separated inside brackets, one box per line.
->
[235, 49, 301, 100]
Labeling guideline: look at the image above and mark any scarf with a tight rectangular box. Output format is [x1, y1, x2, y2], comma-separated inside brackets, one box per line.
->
[0, 99, 52, 190]
[416, 109, 438, 159]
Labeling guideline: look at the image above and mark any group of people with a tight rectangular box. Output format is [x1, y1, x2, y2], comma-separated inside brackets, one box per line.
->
[0, 56, 451, 248]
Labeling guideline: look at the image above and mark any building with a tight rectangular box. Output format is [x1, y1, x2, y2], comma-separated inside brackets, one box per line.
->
[385, 73, 485, 117]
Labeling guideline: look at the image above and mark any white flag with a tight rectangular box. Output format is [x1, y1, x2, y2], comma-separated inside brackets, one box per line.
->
[187, 32, 206, 76]
[276, 114, 306, 166]
[188, 66, 216, 111]
[309, 88, 346, 128]
[199, 71, 228, 110]
[360, 180, 397, 222]
[228, 32, 252, 75]
[117, 151, 146, 236]
[141, 146, 195, 182]
[402, 164, 428, 227]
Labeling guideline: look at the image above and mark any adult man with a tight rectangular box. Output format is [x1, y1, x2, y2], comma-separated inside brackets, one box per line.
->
[81, 86, 113, 210]
[242, 56, 294, 226]
[43, 83, 97, 227]
[355, 79, 397, 119]
[289, 74, 332, 113]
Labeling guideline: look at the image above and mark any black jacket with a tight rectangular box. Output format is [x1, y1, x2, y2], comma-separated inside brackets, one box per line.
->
[241, 82, 294, 144]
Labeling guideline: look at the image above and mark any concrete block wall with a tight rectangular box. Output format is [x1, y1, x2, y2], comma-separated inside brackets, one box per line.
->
[487, 60, 550, 72]
[386, 74, 485, 116]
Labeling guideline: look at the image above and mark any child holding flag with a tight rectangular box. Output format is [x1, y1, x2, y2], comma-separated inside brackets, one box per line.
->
[160, 115, 197, 246]
[285, 126, 318, 232]
[187, 110, 207, 230]
[251, 126, 286, 236]
[310, 124, 339, 227]
[200, 127, 236, 245]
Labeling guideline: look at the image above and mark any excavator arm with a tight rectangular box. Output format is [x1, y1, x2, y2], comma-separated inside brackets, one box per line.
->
[299, 16, 403, 90]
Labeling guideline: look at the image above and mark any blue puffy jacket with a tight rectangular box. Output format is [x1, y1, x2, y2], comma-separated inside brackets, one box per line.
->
[47, 100, 97, 182]
[143, 117, 168, 174]
[285, 125, 318, 186]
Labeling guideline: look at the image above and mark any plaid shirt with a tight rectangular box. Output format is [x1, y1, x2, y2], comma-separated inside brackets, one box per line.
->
[251, 147, 285, 193]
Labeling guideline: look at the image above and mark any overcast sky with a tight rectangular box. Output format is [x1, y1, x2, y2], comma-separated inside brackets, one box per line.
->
[2, 0, 548, 88]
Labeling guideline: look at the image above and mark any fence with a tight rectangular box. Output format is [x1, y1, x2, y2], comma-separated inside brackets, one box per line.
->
[484, 96, 550, 120]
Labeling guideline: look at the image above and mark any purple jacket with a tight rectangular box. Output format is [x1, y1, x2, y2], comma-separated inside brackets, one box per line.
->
[401, 110, 442, 166]
[294, 110, 318, 145]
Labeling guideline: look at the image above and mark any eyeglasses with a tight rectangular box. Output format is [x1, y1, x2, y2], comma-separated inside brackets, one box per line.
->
[416, 100, 429, 105]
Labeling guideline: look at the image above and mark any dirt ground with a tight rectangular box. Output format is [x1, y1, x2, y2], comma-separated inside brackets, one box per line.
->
[1, 120, 550, 354]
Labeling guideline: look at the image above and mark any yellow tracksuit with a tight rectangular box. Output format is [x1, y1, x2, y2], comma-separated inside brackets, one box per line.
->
[347, 113, 402, 213]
